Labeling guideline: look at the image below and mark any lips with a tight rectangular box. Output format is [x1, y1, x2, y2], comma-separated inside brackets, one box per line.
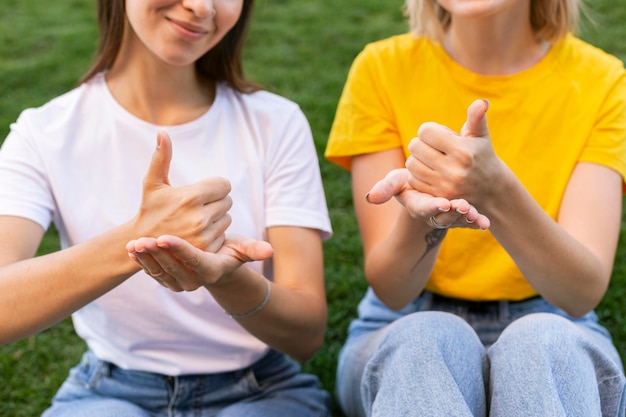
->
[167, 17, 210, 40]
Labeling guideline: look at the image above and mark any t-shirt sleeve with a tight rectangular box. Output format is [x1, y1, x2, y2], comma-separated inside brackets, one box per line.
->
[579, 66, 626, 191]
[324, 43, 403, 171]
[264, 106, 332, 240]
[0, 111, 55, 230]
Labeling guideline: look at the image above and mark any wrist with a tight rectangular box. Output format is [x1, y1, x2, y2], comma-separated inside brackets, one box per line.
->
[223, 279, 272, 319]
[205, 267, 272, 319]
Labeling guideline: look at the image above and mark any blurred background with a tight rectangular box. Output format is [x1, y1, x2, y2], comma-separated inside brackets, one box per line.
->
[1, 1, 625, 416]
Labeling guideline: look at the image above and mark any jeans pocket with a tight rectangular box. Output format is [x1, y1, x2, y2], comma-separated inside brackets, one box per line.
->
[243, 366, 263, 393]
[68, 351, 110, 391]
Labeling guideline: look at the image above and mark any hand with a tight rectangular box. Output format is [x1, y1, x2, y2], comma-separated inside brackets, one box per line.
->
[405, 99, 506, 207]
[132, 131, 233, 252]
[367, 168, 490, 230]
[126, 235, 274, 291]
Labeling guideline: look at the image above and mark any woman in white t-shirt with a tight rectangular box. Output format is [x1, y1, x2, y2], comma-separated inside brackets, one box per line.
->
[0, 0, 332, 415]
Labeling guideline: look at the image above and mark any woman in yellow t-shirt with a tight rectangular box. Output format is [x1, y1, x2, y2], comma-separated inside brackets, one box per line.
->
[325, 0, 626, 415]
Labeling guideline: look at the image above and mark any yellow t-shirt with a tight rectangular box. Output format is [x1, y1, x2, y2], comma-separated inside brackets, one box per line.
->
[325, 33, 626, 301]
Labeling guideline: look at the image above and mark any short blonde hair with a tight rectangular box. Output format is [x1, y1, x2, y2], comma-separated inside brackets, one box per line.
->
[404, 0, 581, 42]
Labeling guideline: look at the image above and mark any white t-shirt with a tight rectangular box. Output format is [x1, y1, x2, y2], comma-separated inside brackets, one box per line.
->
[0, 73, 332, 375]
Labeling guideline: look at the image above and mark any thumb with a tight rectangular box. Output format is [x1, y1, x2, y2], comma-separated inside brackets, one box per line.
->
[226, 236, 274, 262]
[460, 99, 490, 138]
[366, 169, 409, 204]
[241, 239, 274, 262]
[144, 130, 172, 190]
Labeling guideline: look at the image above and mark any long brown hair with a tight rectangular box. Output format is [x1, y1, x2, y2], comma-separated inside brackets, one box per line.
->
[404, 0, 581, 43]
[79, 0, 259, 93]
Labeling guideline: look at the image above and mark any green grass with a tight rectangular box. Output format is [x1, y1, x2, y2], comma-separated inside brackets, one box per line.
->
[1, 1, 626, 416]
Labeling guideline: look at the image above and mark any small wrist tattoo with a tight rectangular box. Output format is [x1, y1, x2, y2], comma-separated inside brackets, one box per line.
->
[413, 228, 447, 270]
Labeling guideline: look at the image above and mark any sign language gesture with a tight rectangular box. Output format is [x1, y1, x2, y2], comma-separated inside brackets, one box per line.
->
[406, 99, 506, 213]
[128, 131, 273, 291]
[131, 131, 233, 252]
[366, 168, 490, 230]
[364, 100, 503, 231]
[126, 235, 273, 292]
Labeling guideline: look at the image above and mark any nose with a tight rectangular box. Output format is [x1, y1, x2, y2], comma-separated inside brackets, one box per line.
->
[181, 0, 216, 18]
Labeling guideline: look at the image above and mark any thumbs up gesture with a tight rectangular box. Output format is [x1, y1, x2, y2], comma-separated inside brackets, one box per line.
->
[128, 131, 273, 292]
[365, 100, 496, 230]
[132, 131, 232, 252]
[406, 99, 504, 210]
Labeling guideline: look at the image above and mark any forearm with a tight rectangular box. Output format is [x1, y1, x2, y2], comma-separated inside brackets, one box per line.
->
[0, 225, 141, 344]
[206, 266, 327, 362]
[365, 210, 444, 310]
[485, 172, 610, 316]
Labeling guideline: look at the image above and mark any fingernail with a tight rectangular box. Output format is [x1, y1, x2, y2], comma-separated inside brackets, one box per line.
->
[465, 217, 475, 224]
[437, 207, 450, 213]
[365, 193, 372, 203]
[482, 99, 490, 112]
[456, 208, 468, 215]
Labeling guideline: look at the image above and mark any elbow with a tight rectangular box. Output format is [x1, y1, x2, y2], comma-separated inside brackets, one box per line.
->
[367, 282, 411, 311]
[290, 324, 326, 363]
[285, 293, 328, 362]
[0, 322, 34, 346]
[561, 297, 601, 319]
[366, 270, 412, 311]
[364, 258, 420, 311]
[376, 291, 411, 311]
[551, 287, 606, 319]
[566, 309, 590, 319]
[295, 306, 327, 362]
[563, 303, 596, 319]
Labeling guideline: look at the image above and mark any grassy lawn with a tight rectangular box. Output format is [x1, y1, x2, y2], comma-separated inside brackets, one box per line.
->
[1, 1, 626, 416]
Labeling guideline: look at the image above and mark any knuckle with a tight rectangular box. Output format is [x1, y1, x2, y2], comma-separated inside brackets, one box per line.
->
[224, 195, 233, 211]
[181, 282, 201, 292]
[222, 214, 232, 229]
[183, 256, 201, 268]
[455, 149, 474, 169]
[216, 176, 232, 193]
[179, 192, 201, 207]
[162, 264, 178, 274]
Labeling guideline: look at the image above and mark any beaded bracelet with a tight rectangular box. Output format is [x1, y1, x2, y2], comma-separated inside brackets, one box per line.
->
[225, 279, 272, 319]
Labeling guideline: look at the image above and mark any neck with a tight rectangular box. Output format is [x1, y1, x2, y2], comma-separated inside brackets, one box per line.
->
[106, 36, 215, 126]
[442, 5, 549, 76]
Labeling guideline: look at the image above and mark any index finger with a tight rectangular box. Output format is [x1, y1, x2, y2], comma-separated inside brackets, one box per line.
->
[414, 122, 460, 155]
[190, 176, 232, 205]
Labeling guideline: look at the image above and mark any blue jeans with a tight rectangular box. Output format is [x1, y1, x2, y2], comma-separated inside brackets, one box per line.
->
[42, 349, 331, 417]
[336, 289, 625, 417]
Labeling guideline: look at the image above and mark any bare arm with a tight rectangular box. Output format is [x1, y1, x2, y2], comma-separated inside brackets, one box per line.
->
[221, 226, 327, 362]
[487, 162, 620, 316]
[352, 149, 488, 310]
[409, 99, 620, 316]
[0, 132, 233, 344]
[0, 216, 141, 344]
[126, 226, 327, 362]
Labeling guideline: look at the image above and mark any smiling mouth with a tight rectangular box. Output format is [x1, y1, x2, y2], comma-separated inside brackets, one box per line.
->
[167, 17, 210, 36]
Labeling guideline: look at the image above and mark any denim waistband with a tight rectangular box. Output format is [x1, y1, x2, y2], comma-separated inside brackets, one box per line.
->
[44, 348, 331, 416]
[428, 291, 542, 315]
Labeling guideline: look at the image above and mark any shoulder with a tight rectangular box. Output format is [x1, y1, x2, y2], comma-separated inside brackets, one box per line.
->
[218, 84, 302, 116]
[349, 34, 437, 82]
[358, 33, 434, 63]
[556, 35, 625, 82]
[215, 84, 309, 130]
[15, 74, 104, 133]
